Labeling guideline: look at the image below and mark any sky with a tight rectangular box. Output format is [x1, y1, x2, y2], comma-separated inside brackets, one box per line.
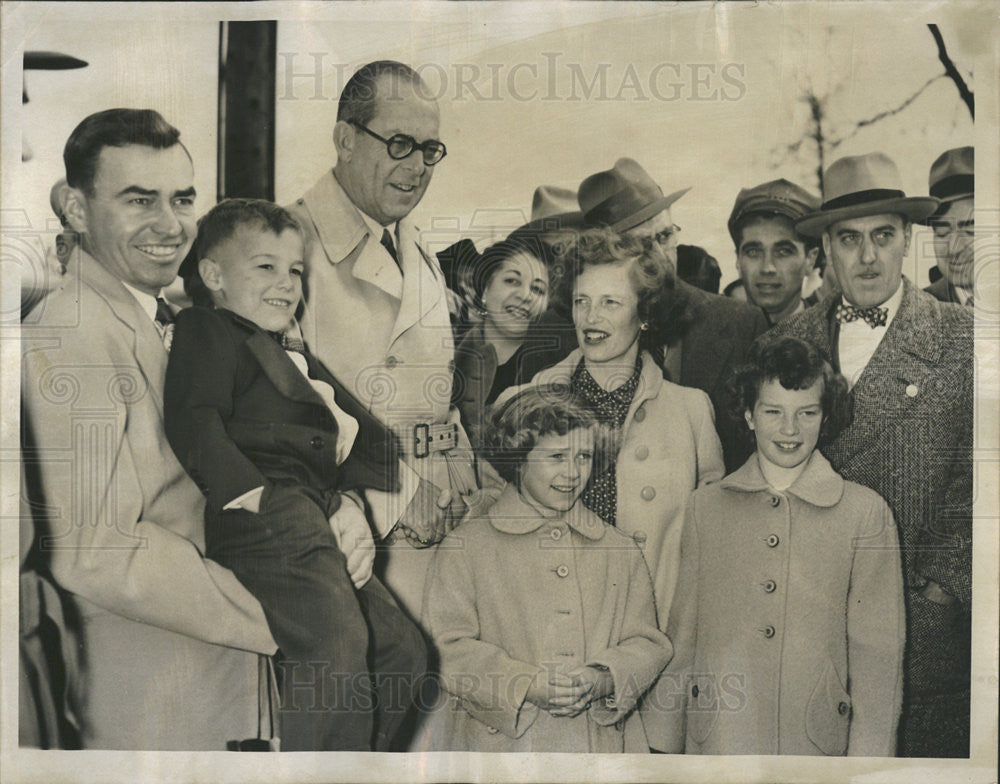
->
[4, 2, 982, 289]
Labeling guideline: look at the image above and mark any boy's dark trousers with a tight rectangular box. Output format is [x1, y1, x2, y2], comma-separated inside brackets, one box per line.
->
[206, 484, 427, 751]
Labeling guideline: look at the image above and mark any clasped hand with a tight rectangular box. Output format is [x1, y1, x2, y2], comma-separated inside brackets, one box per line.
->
[525, 666, 614, 718]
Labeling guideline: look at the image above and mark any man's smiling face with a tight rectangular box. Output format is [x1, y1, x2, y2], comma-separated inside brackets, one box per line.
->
[337, 75, 440, 226]
[69, 143, 196, 295]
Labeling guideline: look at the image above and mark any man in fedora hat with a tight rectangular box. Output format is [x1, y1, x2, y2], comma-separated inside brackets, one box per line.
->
[770, 151, 973, 757]
[922, 147, 975, 306]
[727, 178, 821, 325]
[577, 157, 768, 471]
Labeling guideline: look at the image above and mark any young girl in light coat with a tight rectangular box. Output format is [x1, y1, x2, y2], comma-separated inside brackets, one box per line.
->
[421, 385, 672, 752]
[646, 335, 905, 756]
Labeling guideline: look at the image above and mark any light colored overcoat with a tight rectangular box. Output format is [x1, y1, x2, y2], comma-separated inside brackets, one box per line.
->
[421, 486, 671, 752]
[20, 251, 276, 749]
[288, 171, 477, 622]
[646, 452, 905, 756]
[501, 349, 725, 623]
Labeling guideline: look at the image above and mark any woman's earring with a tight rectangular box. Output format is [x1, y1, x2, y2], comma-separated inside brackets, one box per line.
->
[640, 322, 649, 331]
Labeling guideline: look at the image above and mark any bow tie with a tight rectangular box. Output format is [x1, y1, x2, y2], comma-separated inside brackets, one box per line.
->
[835, 302, 888, 329]
[270, 331, 307, 354]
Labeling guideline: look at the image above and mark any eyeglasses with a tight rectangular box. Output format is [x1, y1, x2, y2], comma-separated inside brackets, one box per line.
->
[349, 121, 447, 166]
[927, 217, 974, 239]
[653, 224, 681, 245]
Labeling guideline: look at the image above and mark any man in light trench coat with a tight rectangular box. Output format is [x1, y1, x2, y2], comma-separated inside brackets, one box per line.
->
[287, 61, 479, 634]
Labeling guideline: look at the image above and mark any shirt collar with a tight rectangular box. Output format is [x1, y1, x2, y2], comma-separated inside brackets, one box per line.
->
[955, 285, 973, 305]
[356, 207, 395, 246]
[842, 278, 904, 327]
[120, 281, 161, 323]
[488, 484, 606, 540]
[721, 451, 844, 507]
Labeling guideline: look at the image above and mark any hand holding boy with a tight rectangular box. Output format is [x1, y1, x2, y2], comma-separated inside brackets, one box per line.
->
[329, 494, 375, 588]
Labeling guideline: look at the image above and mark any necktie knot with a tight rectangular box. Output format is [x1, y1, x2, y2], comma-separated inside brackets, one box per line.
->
[380, 228, 401, 268]
[835, 301, 888, 329]
[154, 297, 175, 326]
[271, 331, 307, 354]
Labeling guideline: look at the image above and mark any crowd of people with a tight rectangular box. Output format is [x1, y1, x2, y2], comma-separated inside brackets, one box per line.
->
[19, 59, 974, 758]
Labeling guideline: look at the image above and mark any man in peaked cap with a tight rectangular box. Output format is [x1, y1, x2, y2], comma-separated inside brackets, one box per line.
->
[728, 178, 821, 325]
[577, 158, 769, 472]
[769, 151, 973, 757]
[922, 147, 975, 306]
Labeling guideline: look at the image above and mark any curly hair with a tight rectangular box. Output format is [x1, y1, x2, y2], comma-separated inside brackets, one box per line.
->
[480, 385, 611, 486]
[467, 231, 562, 315]
[727, 335, 851, 447]
[559, 227, 695, 352]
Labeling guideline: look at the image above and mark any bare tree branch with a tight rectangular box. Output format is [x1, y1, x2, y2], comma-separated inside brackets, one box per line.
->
[928, 23, 974, 119]
[830, 74, 945, 149]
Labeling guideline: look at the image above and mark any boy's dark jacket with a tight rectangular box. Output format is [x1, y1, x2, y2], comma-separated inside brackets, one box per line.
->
[164, 306, 399, 517]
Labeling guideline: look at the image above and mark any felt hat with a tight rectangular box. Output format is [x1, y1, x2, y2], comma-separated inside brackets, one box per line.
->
[577, 158, 690, 232]
[795, 152, 938, 238]
[924, 146, 973, 220]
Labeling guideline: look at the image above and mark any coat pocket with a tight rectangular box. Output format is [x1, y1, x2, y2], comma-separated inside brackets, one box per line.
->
[685, 673, 720, 746]
[805, 661, 851, 756]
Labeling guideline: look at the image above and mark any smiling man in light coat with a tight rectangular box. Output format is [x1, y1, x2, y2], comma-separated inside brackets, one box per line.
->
[21, 109, 277, 749]
[288, 61, 478, 632]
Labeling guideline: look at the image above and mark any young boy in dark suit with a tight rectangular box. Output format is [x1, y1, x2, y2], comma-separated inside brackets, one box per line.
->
[164, 199, 426, 751]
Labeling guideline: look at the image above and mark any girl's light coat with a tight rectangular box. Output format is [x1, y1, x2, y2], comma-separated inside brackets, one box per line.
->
[421, 486, 672, 752]
[646, 451, 906, 756]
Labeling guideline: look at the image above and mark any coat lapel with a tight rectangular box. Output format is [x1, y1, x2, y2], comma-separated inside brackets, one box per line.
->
[388, 224, 443, 345]
[829, 279, 941, 466]
[78, 251, 168, 415]
[245, 331, 326, 407]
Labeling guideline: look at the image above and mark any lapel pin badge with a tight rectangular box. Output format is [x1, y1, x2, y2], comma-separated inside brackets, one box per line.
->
[905, 383, 919, 398]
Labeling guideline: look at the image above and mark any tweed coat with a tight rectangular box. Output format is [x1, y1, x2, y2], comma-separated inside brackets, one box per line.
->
[767, 277, 973, 756]
[20, 251, 277, 749]
[421, 486, 672, 752]
[499, 349, 725, 623]
[646, 452, 905, 756]
[288, 171, 478, 623]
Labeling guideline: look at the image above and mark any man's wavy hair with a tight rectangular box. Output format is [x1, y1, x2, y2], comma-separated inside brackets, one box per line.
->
[727, 335, 851, 448]
[481, 385, 612, 487]
[557, 227, 695, 358]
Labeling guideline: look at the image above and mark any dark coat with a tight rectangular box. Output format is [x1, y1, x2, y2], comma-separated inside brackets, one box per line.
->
[677, 280, 769, 471]
[924, 276, 968, 306]
[767, 277, 973, 757]
[164, 306, 398, 518]
[451, 322, 573, 446]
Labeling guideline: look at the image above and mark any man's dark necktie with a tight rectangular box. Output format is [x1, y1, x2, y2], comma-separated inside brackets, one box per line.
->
[155, 297, 175, 350]
[834, 302, 888, 329]
[380, 228, 401, 270]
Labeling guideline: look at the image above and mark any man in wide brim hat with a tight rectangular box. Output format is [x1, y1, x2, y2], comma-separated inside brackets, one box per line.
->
[795, 152, 938, 238]
[768, 150, 973, 758]
[921, 146, 975, 305]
